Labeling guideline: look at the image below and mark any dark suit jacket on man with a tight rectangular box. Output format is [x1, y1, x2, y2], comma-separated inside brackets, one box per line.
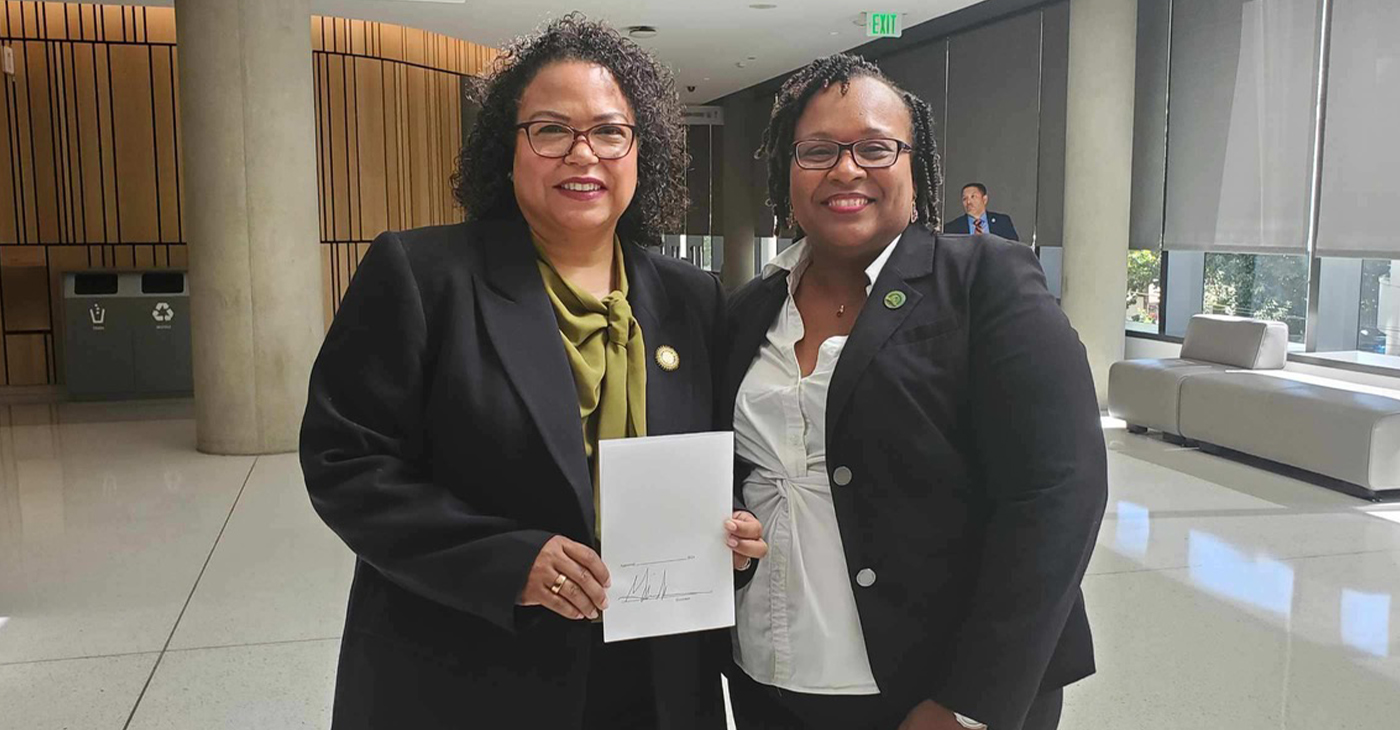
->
[721, 225, 1106, 730]
[300, 219, 733, 730]
[944, 210, 1020, 241]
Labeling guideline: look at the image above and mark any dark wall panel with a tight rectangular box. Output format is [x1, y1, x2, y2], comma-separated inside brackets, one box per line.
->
[685, 124, 714, 235]
[879, 38, 949, 226]
[943, 10, 1043, 238]
[1035, 2, 1069, 248]
[750, 92, 776, 238]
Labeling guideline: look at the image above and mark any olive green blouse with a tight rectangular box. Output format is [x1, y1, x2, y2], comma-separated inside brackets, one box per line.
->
[533, 235, 647, 535]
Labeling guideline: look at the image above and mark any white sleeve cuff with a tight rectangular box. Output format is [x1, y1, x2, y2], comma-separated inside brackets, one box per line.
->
[954, 713, 986, 729]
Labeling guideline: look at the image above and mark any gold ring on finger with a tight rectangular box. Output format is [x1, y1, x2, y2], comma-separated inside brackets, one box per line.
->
[550, 573, 568, 595]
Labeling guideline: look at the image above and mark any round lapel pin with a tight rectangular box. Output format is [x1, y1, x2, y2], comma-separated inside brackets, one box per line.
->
[884, 290, 907, 310]
[655, 345, 680, 371]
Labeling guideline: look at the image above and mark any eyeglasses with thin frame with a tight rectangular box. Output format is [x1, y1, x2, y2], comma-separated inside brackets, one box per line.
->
[515, 121, 639, 160]
[792, 138, 914, 170]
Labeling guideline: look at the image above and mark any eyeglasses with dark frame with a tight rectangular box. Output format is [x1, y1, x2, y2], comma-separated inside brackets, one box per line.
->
[792, 138, 915, 170]
[514, 121, 639, 160]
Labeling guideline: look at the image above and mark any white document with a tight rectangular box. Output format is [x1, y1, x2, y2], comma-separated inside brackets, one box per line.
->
[599, 431, 736, 643]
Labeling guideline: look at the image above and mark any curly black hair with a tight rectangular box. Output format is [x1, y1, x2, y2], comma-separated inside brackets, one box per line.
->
[756, 53, 943, 235]
[451, 13, 688, 243]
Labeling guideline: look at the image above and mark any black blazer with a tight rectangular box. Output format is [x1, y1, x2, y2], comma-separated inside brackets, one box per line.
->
[722, 226, 1106, 730]
[943, 210, 1020, 241]
[300, 219, 730, 730]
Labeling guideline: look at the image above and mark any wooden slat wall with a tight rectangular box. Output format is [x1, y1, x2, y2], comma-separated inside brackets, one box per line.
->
[312, 16, 497, 330]
[0, 2, 496, 386]
[0, 2, 183, 386]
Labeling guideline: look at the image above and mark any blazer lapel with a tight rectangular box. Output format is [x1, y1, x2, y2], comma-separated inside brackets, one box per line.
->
[474, 220, 595, 534]
[621, 243, 685, 437]
[722, 274, 788, 428]
[826, 225, 938, 435]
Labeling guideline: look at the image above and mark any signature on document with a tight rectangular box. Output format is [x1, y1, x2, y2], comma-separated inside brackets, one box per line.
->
[617, 555, 714, 604]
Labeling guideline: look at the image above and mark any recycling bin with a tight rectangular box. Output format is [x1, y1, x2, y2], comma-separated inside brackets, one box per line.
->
[62, 270, 192, 399]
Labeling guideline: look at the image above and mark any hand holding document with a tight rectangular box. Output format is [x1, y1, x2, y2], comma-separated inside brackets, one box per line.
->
[599, 431, 735, 643]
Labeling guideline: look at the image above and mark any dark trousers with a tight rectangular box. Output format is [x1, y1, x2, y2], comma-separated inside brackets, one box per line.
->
[332, 624, 668, 730]
[581, 624, 658, 729]
[727, 666, 1063, 730]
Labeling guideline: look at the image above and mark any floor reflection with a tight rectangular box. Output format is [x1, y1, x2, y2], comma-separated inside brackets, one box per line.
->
[1114, 500, 1151, 557]
[1187, 529, 1295, 617]
[1341, 588, 1391, 658]
[1102, 445, 1400, 669]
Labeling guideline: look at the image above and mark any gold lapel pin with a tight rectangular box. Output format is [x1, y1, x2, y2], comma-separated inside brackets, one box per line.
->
[655, 345, 680, 372]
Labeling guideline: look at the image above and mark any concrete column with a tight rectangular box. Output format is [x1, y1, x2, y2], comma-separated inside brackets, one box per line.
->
[1060, 0, 1138, 406]
[721, 94, 757, 289]
[176, 0, 324, 454]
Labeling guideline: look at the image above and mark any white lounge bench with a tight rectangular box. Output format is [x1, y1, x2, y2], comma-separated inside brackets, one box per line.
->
[1108, 315, 1289, 440]
[1109, 315, 1400, 500]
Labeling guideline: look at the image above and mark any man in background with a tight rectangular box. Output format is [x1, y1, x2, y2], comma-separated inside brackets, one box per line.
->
[944, 182, 1020, 241]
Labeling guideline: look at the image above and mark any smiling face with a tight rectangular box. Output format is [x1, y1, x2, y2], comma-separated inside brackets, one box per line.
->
[512, 60, 639, 242]
[788, 76, 915, 258]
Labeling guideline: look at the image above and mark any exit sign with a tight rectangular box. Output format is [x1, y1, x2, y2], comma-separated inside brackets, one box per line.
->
[867, 12, 902, 38]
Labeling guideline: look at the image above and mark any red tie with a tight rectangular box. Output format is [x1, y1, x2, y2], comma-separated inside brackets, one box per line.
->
[974, 218, 985, 234]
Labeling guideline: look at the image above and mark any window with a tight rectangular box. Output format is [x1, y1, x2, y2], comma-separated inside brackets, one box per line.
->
[1155, 251, 1309, 344]
[1315, 258, 1399, 354]
[1125, 250, 1161, 333]
[1123, 0, 1400, 377]
[1201, 253, 1309, 344]
[1362, 261, 1398, 355]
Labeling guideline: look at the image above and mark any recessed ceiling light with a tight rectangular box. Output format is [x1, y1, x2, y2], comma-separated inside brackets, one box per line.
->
[749, 3, 778, 9]
[626, 25, 658, 39]
[736, 61, 749, 68]
[830, 31, 840, 36]
[703, 77, 711, 81]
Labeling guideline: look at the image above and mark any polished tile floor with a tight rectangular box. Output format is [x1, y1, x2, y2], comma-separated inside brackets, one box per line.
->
[2, 402, 1399, 729]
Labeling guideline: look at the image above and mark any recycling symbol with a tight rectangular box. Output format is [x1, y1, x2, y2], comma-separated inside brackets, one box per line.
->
[152, 302, 175, 323]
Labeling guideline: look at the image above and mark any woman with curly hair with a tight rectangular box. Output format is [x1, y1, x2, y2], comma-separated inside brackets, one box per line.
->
[720, 54, 1105, 730]
[300, 14, 765, 729]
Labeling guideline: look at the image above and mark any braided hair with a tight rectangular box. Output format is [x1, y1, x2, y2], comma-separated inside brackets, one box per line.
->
[756, 54, 943, 235]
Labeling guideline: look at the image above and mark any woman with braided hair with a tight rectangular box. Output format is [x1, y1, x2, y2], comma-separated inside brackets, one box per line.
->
[720, 54, 1106, 730]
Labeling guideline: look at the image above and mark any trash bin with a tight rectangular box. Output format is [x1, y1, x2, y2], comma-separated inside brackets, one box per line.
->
[63, 270, 193, 399]
[64, 272, 135, 398]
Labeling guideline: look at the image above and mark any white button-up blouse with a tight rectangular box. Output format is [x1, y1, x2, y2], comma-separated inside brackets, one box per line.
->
[731, 236, 899, 695]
